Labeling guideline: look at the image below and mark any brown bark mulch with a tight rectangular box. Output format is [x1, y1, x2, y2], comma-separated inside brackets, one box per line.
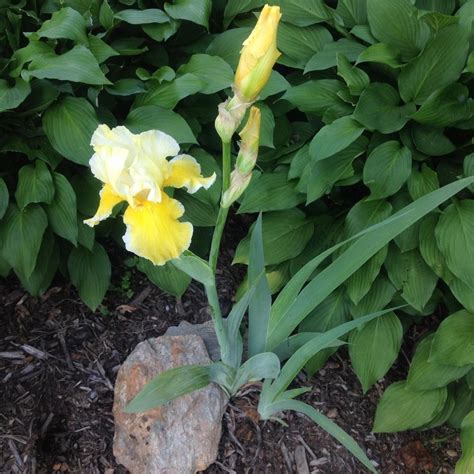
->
[0, 235, 460, 474]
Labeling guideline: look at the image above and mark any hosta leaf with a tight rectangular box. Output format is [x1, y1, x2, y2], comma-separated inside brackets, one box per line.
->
[0, 78, 31, 112]
[373, 381, 448, 432]
[350, 274, 396, 318]
[367, 0, 430, 60]
[25, 46, 111, 85]
[126, 106, 196, 144]
[407, 164, 439, 201]
[281, 79, 345, 115]
[114, 8, 169, 24]
[336, 53, 369, 96]
[385, 245, 438, 311]
[0, 204, 48, 278]
[305, 39, 366, 72]
[164, 0, 211, 28]
[457, 411, 474, 474]
[354, 83, 416, 134]
[435, 200, 474, 289]
[0, 178, 8, 219]
[37, 7, 88, 44]
[412, 83, 474, 128]
[431, 310, 474, 367]
[43, 97, 100, 166]
[178, 54, 233, 94]
[234, 210, 314, 266]
[277, 22, 332, 69]
[349, 312, 403, 392]
[15, 160, 55, 209]
[407, 334, 472, 391]
[398, 23, 470, 104]
[273, 0, 332, 27]
[363, 141, 412, 200]
[68, 243, 111, 310]
[309, 116, 365, 161]
[45, 173, 78, 245]
[356, 43, 403, 68]
[238, 171, 304, 214]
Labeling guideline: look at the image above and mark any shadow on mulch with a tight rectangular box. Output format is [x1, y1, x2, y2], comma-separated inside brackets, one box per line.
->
[0, 231, 460, 474]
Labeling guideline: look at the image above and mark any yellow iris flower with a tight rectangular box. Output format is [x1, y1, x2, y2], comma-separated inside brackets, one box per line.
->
[234, 4, 282, 102]
[84, 125, 216, 265]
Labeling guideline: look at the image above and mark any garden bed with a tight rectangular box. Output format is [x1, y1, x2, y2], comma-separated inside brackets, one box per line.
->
[0, 227, 460, 474]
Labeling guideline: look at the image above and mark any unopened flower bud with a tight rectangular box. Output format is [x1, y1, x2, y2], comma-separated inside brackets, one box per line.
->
[236, 106, 261, 176]
[215, 96, 248, 143]
[221, 169, 252, 208]
[234, 5, 282, 103]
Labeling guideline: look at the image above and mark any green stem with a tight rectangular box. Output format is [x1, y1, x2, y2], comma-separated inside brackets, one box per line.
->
[209, 141, 232, 273]
[206, 140, 232, 354]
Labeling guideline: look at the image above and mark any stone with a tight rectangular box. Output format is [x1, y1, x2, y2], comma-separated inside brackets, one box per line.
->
[165, 320, 220, 361]
[113, 335, 227, 474]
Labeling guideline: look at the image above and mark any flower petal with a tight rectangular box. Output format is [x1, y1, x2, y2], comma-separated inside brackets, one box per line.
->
[84, 184, 124, 227]
[122, 194, 192, 265]
[163, 154, 216, 193]
[137, 130, 180, 160]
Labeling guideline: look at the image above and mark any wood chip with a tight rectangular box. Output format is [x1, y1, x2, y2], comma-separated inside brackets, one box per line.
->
[295, 445, 310, 474]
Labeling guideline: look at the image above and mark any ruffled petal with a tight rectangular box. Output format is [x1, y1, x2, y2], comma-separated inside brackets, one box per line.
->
[84, 184, 124, 227]
[137, 130, 180, 160]
[122, 194, 192, 265]
[163, 154, 216, 194]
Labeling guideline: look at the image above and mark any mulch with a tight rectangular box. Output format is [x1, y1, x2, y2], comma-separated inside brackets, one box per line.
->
[0, 230, 460, 474]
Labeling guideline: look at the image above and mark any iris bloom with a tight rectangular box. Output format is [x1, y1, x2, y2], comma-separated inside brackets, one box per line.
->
[84, 125, 215, 265]
[234, 4, 282, 102]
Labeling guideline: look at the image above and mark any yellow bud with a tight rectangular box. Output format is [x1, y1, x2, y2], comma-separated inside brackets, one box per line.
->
[236, 106, 261, 176]
[221, 169, 252, 208]
[234, 5, 282, 102]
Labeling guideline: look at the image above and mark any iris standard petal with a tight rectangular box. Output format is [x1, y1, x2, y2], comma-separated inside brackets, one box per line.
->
[84, 184, 124, 227]
[163, 154, 216, 193]
[122, 194, 193, 265]
[137, 130, 180, 160]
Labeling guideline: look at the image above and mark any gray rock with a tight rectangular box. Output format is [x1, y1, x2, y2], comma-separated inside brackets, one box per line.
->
[165, 320, 220, 361]
[113, 335, 227, 474]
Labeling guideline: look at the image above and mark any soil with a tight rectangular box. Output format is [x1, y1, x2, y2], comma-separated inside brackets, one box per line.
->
[0, 230, 460, 474]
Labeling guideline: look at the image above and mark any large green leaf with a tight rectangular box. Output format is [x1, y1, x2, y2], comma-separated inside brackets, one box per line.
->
[281, 79, 345, 115]
[367, 0, 430, 60]
[431, 310, 474, 367]
[407, 334, 472, 391]
[138, 257, 191, 297]
[164, 0, 211, 28]
[15, 160, 55, 209]
[398, 23, 470, 104]
[234, 210, 314, 266]
[125, 106, 196, 144]
[68, 243, 111, 310]
[178, 54, 233, 94]
[273, 0, 332, 26]
[349, 312, 402, 393]
[412, 83, 474, 127]
[373, 381, 448, 432]
[277, 22, 332, 69]
[43, 97, 99, 166]
[363, 141, 412, 200]
[115, 8, 169, 24]
[457, 411, 474, 474]
[305, 39, 366, 71]
[309, 116, 365, 161]
[354, 83, 416, 134]
[385, 245, 438, 311]
[336, 53, 369, 96]
[407, 164, 439, 200]
[206, 28, 252, 69]
[350, 274, 396, 318]
[26, 46, 111, 85]
[0, 204, 48, 278]
[435, 200, 474, 289]
[238, 171, 304, 213]
[0, 178, 8, 219]
[37, 7, 88, 44]
[45, 173, 78, 245]
[15, 232, 59, 297]
[0, 78, 31, 112]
